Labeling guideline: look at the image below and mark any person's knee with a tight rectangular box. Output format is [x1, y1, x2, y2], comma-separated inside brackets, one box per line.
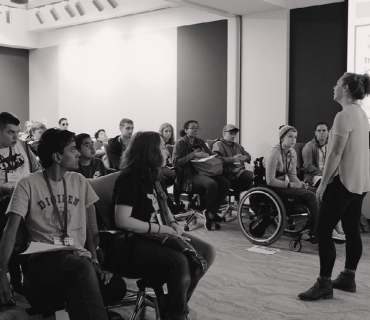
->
[203, 243, 216, 269]
[68, 258, 97, 285]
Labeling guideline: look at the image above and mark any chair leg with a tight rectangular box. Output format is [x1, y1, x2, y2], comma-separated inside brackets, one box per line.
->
[130, 290, 146, 320]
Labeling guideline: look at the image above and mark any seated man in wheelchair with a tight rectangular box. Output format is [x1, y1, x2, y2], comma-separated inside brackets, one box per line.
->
[212, 124, 253, 202]
[263, 125, 319, 234]
[0, 128, 125, 319]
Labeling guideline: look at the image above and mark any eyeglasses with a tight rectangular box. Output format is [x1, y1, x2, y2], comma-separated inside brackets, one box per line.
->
[187, 127, 201, 130]
[62, 123, 69, 126]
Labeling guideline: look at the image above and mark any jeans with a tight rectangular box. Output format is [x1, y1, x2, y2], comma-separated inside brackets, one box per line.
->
[192, 174, 230, 215]
[315, 175, 367, 277]
[27, 250, 125, 320]
[229, 170, 253, 200]
[130, 233, 216, 320]
[271, 186, 319, 229]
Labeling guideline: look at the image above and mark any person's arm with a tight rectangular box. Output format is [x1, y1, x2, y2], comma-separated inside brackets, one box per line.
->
[239, 145, 252, 163]
[85, 205, 112, 285]
[0, 214, 22, 304]
[320, 135, 347, 186]
[316, 113, 350, 203]
[302, 144, 322, 175]
[287, 151, 301, 183]
[172, 141, 197, 168]
[212, 141, 237, 164]
[115, 205, 178, 235]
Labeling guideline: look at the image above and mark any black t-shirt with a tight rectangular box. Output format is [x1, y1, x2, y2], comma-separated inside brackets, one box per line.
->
[112, 171, 157, 224]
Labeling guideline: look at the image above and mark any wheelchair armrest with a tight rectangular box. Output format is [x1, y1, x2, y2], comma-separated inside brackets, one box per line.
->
[98, 230, 134, 274]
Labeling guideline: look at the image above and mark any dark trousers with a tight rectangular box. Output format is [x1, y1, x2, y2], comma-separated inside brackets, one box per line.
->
[272, 186, 318, 229]
[315, 175, 366, 277]
[27, 251, 126, 320]
[162, 167, 176, 188]
[229, 170, 253, 200]
[130, 233, 216, 320]
[192, 174, 230, 215]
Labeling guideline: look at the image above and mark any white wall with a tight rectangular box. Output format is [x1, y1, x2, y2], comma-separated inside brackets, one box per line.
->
[29, 7, 227, 138]
[29, 46, 60, 127]
[58, 28, 177, 137]
[240, 9, 289, 159]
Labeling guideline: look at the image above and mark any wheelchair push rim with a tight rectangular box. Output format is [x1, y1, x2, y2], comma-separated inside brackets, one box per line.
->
[237, 187, 287, 246]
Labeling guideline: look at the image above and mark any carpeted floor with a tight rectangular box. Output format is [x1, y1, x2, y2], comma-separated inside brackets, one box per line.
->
[2, 212, 370, 320]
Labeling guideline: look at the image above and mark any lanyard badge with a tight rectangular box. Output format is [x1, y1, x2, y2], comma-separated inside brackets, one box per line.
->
[42, 170, 71, 246]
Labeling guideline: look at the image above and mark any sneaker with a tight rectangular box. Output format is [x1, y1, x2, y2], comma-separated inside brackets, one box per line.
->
[332, 272, 356, 292]
[332, 229, 346, 243]
[298, 277, 333, 301]
[203, 210, 213, 230]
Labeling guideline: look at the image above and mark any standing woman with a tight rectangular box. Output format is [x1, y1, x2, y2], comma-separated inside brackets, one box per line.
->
[113, 131, 216, 320]
[299, 73, 370, 301]
[172, 120, 230, 230]
[302, 122, 346, 241]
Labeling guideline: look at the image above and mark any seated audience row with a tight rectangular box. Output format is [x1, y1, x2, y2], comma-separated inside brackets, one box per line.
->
[0, 118, 125, 319]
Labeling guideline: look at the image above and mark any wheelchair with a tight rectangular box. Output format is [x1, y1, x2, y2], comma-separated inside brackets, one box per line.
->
[237, 157, 314, 252]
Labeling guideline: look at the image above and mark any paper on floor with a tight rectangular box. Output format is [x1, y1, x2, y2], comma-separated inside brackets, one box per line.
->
[246, 245, 282, 255]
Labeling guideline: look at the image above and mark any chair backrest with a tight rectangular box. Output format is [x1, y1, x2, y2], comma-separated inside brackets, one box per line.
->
[88, 171, 121, 230]
[206, 139, 217, 151]
[103, 142, 114, 169]
[293, 143, 305, 169]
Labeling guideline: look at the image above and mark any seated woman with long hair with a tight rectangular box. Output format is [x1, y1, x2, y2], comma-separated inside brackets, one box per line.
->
[113, 131, 216, 320]
[172, 120, 230, 230]
[159, 122, 176, 187]
[264, 125, 319, 233]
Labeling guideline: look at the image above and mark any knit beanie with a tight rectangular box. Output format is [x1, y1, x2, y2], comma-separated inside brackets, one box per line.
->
[279, 125, 296, 142]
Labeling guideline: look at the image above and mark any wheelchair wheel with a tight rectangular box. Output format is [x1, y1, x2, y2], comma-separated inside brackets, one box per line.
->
[289, 240, 302, 252]
[284, 206, 310, 237]
[237, 187, 286, 246]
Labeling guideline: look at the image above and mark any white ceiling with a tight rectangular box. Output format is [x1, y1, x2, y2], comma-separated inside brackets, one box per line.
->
[0, 0, 344, 32]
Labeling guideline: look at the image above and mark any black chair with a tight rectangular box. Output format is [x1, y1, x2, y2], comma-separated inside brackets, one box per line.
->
[14, 172, 162, 320]
[237, 157, 312, 252]
[88, 172, 166, 320]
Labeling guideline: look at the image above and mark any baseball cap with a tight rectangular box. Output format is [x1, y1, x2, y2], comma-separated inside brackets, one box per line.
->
[223, 124, 239, 132]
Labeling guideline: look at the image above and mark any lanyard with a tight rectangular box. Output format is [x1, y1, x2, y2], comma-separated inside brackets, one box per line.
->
[280, 147, 292, 174]
[42, 170, 69, 239]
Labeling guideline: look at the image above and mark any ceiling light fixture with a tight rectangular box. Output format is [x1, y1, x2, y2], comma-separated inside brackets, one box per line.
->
[92, 0, 104, 12]
[35, 8, 45, 24]
[50, 6, 60, 21]
[75, 2, 85, 16]
[6, 7, 11, 24]
[107, 0, 118, 9]
[65, 2, 76, 17]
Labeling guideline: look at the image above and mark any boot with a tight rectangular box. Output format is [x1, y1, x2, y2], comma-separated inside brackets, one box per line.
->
[298, 277, 333, 301]
[332, 272, 356, 292]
